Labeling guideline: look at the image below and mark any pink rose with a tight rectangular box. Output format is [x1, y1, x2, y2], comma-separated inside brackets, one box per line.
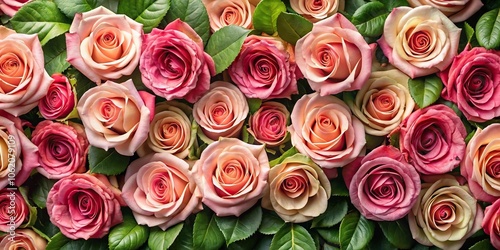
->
[140, 19, 215, 103]
[483, 199, 500, 249]
[77, 79, 153, 156]
[440, 46, 500, 122]
[248, 101, 290, 147]
[295, 13, 374, 96]
[0, 189, 28, 232]
[378, 6, 461, 78]
[408, 0, 483, 22]
[202, 0, 256, 32]
[66, 6, 143, 83]
[122, 153, 202, 230]
[343, 145, 421, 221]
[399, 104, 466, 175]
[193, 138, 269, 216]
[229, 35, 298, 100]
[289, 92, 366, 169]
[38, 73, 77, 121]
[290, 0, 344, 22]
[0, 0, 31, 17]
[46, 173, 123, 240]
[0, 27, 52, 116]
[193, 81, 249, 142]
[0, 229, 46, 250]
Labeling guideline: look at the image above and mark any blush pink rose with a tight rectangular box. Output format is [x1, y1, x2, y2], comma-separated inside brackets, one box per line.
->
[440, 46, 500, 122]
[122, 153, 202, 230]
[0, 0, 30, 17]
[140, 19, 215, 103]
[202, 0, 256, 32]
[0, 27, 53, 116]
[46, 173, 123, 240]
[408, 0, 483, 22]
[193, 138, 269, 216]
[77, 79, 153, 156]
[290, 0, 344, 22]
[66, 6, 143, 83]
[248, 101, 290, 147]
[0, 189, 28, 232]
[38, 73, 77, 121]
[343, 145, 421, 221]
[0, 229, 46, 250]
[295, 13, 374, 96]
[483, 199, 500, 249]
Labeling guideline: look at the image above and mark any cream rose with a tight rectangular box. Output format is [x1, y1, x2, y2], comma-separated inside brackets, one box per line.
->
[408, 0, 483, 22]
[0, 229, 46, 250]
[202, 0, 256, 32]
[290, 0, 344, 22]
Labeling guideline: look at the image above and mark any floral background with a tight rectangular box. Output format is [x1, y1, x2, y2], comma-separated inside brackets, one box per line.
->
[0, 0, 500, 249]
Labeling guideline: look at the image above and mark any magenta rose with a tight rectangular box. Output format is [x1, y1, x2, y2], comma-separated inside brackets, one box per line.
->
[38, 73, 77, 121]
[399, 104, 466, 175]
[140, 19, 215, 103]
[440, 46, 500, 122]
[343, 145, 421, 221]
[0, 189, 28, 232]
[229, 35, 298, 99]
[0, 0, 30, 17]
[0, 229, 46, 250]
[47, 173, 123, 240]
[483, 199, 500, 249]
[248, 101, 290, 147]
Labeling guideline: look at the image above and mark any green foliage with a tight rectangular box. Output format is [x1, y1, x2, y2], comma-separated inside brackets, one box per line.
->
[312, 198, 348, 228]
[351, 2, 388, 37]
[408, 75, 444, 109]
[54, 0, 104, 18]
[378, 219, 414, 249]
[148, 223, 183, 250]
[193, 209, 225, 250]
[43, 34, 70, 75]
[88, 146, 130, 175]
[205, 25, 251, 74]
[29, 174, 56, 209]
[165, 0, 210, 45]
[215, 206, 262, 246]
[258, 210, 286, 235]
[476, 8, 500, 49]
[47, 232, 108, 250]
[276, 12, 313, 45]
[117, 0, 170, 33]
[339, 212, 375, 250]
[252, 0, 286, 35]
[108, 211, 150, 250]
[269, 223, 316, 250]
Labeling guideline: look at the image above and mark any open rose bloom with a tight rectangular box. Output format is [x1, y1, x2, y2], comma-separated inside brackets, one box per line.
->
[202, 0, 256, 32]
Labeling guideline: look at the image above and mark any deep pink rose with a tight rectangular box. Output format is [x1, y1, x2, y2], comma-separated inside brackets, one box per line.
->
[343, 145, 421, 221]
[46, 173, 123, 240]
[483, 199, 500, 249]
[38, 74, 76, 121]
[0, 0, 30, 17]
[0, 229, 46, 250]
[140, 19, 215, 103]
[248, 101, 290, 147]
[229, 35, 298, 99]
[408, 0, 483, 22]
[0, 189, 28, 232]
[440, 46, 500, 122]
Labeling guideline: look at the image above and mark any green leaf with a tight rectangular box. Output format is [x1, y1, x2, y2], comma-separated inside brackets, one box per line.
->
[148, 223, 183, 250]
[476, 8, 500, 49]
[227, 234, 261, 250]
[248, 98, 263, 114]
[117, 0, 170, 33]
[43, 34, 70, 75]
[351, 2, 389, 37]
[33, 208, 60, 238]
[47, 232, 108, 250]
[193, 209, 225, 250]
[54, 0, 104, 18]
[339, 212, 375, 250]
[330, 176, 349, 197]
[109, 212, 150, 250]
[69, 68, 94, 100]
[317, 227, 340, 245]
[389, 131, 400, 149]
[377, 0, 409, 11]
[367, 232, 397, 250]
[255, 235, 273, 250]
[166, 0, 210, 45]
[378, 219, 414, 249]
[324, 243, 341, 250]
[170, 217, 194, 250]
[343, 0, 368, 17]
[29, 175, 57, 209]
[408, 75, 444, 109]
[205, 25, 251, 74]
[484, 0, 500, 10]
[464, 22, 475, 44]
[270, 223, 316, 250]
[312, 199, 348, 228]
[88, 146, 130, 175]
[469, 239, 495, 250]
[276, 12, 313, 45]
[215, 206, 262, 246]
[258, 210, 285, 235]
[11, 0, 71, 45]
[252, 0, 286, 35]
[269, 147, 299, 167]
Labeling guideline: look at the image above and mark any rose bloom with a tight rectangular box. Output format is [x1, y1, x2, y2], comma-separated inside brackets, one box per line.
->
[0, 26, 52, 116]
[202, 0, 257, 32]
[289, 92, 365, 169]
[122, 153, 202, 230]
[140, 19, 215, 103]
[248, 102, 290, 147]
[66, 6, 142, 83]
[262, 153, 330, 223]
[440, 46, 500, 122]
[193, 138, 269, 216]
[295, 13, 374, 96]
[483, 199, 500, 249]
[290, 0, 344, 22]
[343, 145, 420, 221]
[408, 175, 483, 250]
[31, 121, 89, 179]
[408, 0, 483, 22]
[399, 104, 466, 175]
[193, 81, 249, 142]
[38, 73, 77, 121]
[0, 229, 46, 250]
[47, 173, 123, 240]
[77, 79, 153, 156]
[347, 69, 414, 136]
[0, 189, 28, 232]
[378, 6, 461, 78]
[0, 0, 30, 17]
[137, 101, 195, 159]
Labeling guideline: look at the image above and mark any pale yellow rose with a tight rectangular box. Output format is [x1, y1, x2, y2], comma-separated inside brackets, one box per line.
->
[290, 0, 345, 22]
[0, 229, 47, 250]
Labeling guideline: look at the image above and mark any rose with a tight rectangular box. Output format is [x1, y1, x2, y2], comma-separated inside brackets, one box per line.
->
[0, 189, 28, 232]
[346, 69, 415, 136]
[407, 0, 483, 22]
[378, 6, 461, 78]
[46, 173, 123, 240]
[295, 13, 374, 96]
[140, 19, 215, 103]
[0, 26, 53, 116]
[288, 92, 366, 169]
[343, 145, 421, 221]
[0, 229, 47, 250]
[262, 153, 331, 223]
[137, 101, 195, 159]
[290, 0, 344, 22]
[408, 175, 483, 250]
[122, 153, 202, 230]
[193, 81, 249, 142]
[38, 73, 77, 121]
[399, 104, 466, 175]
[77, 79, 153, 156]
[202, 0, 256, 32]
[439, 46, 500, 122]
[248, 102, 290, 147]
[0, 0, 31, 17]
[66, 6, 142, 83]
[193, 138, 269, 216]
[483, 199, 500, 249]
[31, 121, 89, 179]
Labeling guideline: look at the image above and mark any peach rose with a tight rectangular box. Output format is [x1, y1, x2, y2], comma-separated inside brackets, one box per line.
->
[378, 6, 461, 78]
[77, 79, 153, 156]
[262, 153, 330, 223]
[483, 199, 500, 249]
[66, 6, 143, 83]
[0, 189, 28, 232]
[38, 73, 77, 121]
[248, 101, 290, 147]
[290, 0, 344, 22]
[0, 27, 53, 116]
[408, 0, 483, 22]
[202, 0, 256, 32]
[0, 229, 46, 250]
[193, 138, 269, 216]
